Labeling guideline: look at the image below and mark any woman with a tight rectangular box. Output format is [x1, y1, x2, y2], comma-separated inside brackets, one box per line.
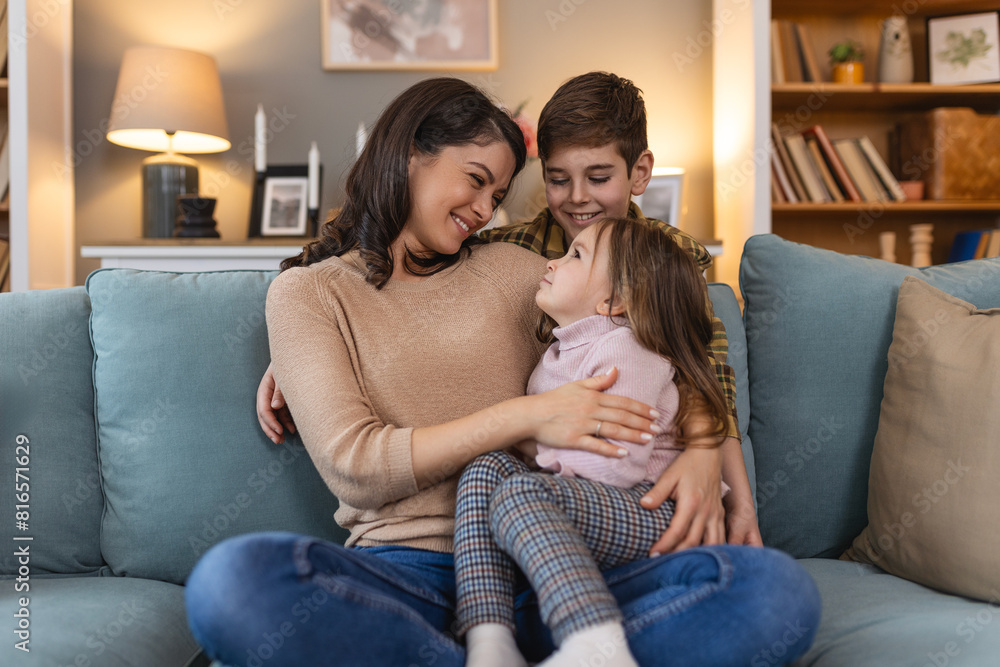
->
[185, 78, 819, 666]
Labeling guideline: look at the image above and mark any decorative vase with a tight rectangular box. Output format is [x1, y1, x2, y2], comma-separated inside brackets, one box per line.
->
[175, 196, 221, 238]
[878, 16, 914, 84]
[832, 62, 864, 84]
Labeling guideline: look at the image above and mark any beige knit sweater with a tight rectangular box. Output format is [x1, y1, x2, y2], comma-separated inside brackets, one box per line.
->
[266, 243, 547, 552]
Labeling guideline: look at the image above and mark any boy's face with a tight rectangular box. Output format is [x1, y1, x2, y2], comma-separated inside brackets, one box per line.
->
[542, 144, 652, 242]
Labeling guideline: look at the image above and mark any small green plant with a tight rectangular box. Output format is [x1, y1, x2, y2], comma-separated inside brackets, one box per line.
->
[829, 40, 865, 64]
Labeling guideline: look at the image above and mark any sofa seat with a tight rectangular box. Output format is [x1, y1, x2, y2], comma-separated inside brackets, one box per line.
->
[0, 576, 205, 666]
[796, 559, 1000, 665]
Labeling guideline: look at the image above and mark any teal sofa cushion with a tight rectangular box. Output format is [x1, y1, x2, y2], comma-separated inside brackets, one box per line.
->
[707, 283, 755, 500]
[0, 576, 202, 666]
[740, 235, 1000, 558]
[86, 270, 348, 585]
[797, 559, 1000, 666]
[0, 287, 105, 575]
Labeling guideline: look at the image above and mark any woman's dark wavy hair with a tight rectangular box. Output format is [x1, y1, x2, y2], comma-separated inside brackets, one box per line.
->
[280, 78, 527, 287]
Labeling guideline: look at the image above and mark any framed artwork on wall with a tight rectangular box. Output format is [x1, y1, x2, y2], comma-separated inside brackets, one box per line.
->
[321, 0, 498, 71]
[928, 12, 1000, 85]
[633, 168, 685, 227]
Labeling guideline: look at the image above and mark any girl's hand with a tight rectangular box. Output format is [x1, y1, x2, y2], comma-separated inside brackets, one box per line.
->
[523, 367, 657, 459]
[642, 445, 725, 555]
[256, 363, 297, 444]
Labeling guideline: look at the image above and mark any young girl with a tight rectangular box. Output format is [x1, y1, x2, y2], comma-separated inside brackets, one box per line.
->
[454, 216, 732, 667]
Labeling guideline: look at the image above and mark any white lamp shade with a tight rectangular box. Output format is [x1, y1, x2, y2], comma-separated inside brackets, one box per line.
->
[107, 46, 231, 154]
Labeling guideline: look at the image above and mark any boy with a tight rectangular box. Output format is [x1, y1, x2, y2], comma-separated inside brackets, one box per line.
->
[481, 72, 760, 554]
[257, 72, 760, 552]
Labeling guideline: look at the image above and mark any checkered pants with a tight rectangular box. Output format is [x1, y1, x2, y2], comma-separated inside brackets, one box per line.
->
[454, 450, 676, 644]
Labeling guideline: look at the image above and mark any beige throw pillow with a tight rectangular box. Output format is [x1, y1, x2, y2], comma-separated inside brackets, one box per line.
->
[843, 276, 1000, 601]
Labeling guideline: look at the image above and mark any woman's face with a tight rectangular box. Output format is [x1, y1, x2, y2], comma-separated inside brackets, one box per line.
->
[400, 141, 516, 257]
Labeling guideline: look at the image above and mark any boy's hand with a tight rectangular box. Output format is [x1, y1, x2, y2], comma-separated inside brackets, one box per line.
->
[723, 492, 764, 547]
[642, 445, 724, 555]
[256, 363, 296, 444]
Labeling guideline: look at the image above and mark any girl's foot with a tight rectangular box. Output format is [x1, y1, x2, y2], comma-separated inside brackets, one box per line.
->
[539, 622, 638, 667]
[465, 623, 528, 667]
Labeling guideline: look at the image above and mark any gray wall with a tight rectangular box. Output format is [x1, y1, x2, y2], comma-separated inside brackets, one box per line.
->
[74, 0, 714, 284]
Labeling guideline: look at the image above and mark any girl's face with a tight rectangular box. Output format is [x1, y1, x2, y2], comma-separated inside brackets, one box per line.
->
[399, 141, 515, 260]
[535, 224, 619, 327]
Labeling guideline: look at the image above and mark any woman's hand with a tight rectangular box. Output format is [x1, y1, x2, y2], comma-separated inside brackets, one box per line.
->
[523, 367, 658, 459]
[256, 363, 297, 444]
[642, 445, 725, 555]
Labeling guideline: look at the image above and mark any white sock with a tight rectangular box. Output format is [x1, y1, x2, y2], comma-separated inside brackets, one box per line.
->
[539, 622, 638, 667]
[465, 623, 528, 667]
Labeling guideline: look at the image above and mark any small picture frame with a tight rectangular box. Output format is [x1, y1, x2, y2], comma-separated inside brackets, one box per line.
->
[321, 0, 498, 71]
[928, 12, 1000, 85]
[261, 176, 309, 237]
[248, 165, 322, 238]
[632, 168, 685, 227]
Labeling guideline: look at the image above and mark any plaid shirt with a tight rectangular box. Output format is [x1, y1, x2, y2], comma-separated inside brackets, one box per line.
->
[481, 202, 740, 440]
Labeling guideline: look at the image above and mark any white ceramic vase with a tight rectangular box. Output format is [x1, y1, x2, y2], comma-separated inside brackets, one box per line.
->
[879, 16, 914, 84]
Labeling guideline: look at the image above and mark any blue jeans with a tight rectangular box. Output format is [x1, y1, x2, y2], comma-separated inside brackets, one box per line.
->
[185, 532, 820, 666]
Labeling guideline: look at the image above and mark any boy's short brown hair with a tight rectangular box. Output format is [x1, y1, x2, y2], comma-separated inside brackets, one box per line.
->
[537, 72, 648, 174]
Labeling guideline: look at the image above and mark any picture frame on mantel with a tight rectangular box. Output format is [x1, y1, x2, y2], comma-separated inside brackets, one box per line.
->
[321, 0, 498, 71]
[928, 12, 1000, 85]
[632, 169, 685, 228]
[248, 165, 323, 238]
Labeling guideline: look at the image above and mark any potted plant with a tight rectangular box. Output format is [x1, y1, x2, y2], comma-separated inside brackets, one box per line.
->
[829, 40, 865, 84]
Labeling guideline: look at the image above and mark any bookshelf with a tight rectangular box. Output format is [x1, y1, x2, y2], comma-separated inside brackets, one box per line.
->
[767, 0, 1000, 266]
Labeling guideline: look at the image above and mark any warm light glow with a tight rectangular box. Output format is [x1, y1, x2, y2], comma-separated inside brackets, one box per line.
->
[106, 46, 230, 156]
[107, 128, 231, 154]
[652, 166, 685, 176]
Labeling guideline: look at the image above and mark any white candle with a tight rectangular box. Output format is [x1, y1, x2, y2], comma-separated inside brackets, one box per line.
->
[255, 104, 266, 173]
[356, 121, 367, 159]
[308, 141, 320, 210]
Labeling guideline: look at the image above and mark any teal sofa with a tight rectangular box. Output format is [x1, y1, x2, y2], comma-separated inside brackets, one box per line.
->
[1, 234, 998, 666]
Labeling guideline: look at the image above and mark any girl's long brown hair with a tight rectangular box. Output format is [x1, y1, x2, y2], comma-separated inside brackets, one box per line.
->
[280, 78, 527, 288]
[538, 217, 728, 447]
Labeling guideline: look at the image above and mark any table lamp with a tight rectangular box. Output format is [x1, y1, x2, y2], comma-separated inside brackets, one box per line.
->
[107, 46, 231, 238]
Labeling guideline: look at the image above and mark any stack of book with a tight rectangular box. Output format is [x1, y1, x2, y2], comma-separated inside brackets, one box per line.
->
[948, 229, 1000, 262]
[0, 238, 10, 292]
[771, 124, 907, 204]
[771, 19, 823, 83]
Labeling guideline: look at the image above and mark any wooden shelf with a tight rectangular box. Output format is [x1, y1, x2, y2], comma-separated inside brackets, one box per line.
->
[772, 0, 1000, 13]
[772, 83, 1000, 113]
[773, 201, 1000, 215]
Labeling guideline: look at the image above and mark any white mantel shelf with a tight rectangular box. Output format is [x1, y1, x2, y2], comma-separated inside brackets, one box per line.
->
[82, 238, 723, 273]
[81, 240, 310, 272]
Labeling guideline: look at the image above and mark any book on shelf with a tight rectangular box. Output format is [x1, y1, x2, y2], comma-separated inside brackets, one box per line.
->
[0, 2, 7, 76]
[770, 144, 798, 203]
[771, 123, 807, 201]
[771, 164, 787, 203]
[857, 136, 907, 201]
[783, 133, 830, 202]
[770, 20, 786, 84]
[833, 139, 888, 203]
[802, 125, 862, 202]
[793, 22, 823, 83]
[770, 19, 823, 83]
[948, 229, 1000, 263]
[0, 237, 10, 293]
[0, 127, 9, 205]
[805, 136, 844, 202]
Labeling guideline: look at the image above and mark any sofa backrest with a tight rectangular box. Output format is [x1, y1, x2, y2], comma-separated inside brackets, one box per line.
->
[740, 235, 1000, 559]
[86, 269, 349, 585]
[706, 283, 755, 501]
[0, 287, 105, 576]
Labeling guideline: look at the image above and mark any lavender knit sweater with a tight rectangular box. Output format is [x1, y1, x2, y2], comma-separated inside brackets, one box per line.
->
[532, 315, 684, 488]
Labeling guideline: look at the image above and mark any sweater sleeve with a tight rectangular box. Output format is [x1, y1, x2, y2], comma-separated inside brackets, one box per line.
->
[535, 331, 678, 488]
[266, 268, 419, 510]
